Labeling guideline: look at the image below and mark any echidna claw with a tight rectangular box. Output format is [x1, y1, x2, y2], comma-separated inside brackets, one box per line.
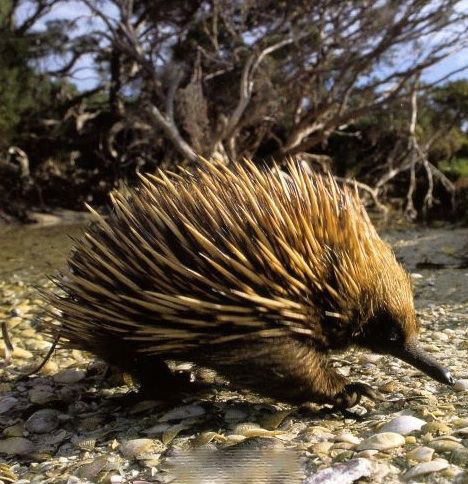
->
[333, 382, 385, 410]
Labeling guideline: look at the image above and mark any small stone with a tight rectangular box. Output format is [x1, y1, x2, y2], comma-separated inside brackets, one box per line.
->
[311, 442, 333, 454]
[378, 381, 396, 393]
[403, 458, 449, 480]
[380, 416, 426, 435]
[11, 347, 33, 359]
[53, 368, 86, 384]
[356, 449, 379, 458]
[359, 354, 382, 365]
[428, 439, 463, 452]
[39, 360, 58, 375]
[158, 404, 205, 422]
[305, 457, 375, 483]
[453, 418, 468, 428]
[260, 410, 291, 430]
[432, 332, 449, 342]
[0, 437, 35, 455]
[451, 448, 468, 465]
[25, 409, 59, 434]
[356, 432, 405, 451]
[407, 446, 434, 462]
[453, 380, 468, 392]
[421, 422, 451, 435]
[0, 397, 18, 414]
[454, 427, 468, 436]
[405, 436, 416, 444]
[335, 432, 361, 445]
[3, 423, 24, 437]
[120, 439, 161, 460]
[28, 387, 56, 405]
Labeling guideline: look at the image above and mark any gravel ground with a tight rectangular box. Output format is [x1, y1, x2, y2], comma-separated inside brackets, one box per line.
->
[0, 224, 467, 484]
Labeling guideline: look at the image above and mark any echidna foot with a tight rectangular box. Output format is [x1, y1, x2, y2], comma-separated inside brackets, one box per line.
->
[332, 382, 384, 409]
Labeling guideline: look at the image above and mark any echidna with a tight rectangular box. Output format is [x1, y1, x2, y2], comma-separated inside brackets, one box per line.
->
[44, 159, 454, 408]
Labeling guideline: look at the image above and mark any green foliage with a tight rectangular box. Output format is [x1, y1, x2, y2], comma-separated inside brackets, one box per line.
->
[0, 3, 53, 147]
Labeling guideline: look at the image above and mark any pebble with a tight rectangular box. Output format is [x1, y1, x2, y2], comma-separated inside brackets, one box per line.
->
[453, 379, 468, 391]
[454, 427, 468, 436]
[334, 432, 361, 445]
[356, 449, 379, 458]
[53, 368, 86, 384]
[420, 421, 451, 435]
[356, 432, 405, 451]
[25, 409, 59, 434]
[120, 439, 162, 460]
[380, 416, 426, 435]
[378, 381, 396, 393]
[451, 447, 468, 465]
[359, 354, 382, 365]
[305, 457, 375, 484]
[428, 438, 463, 452]
[311, 442, 333, 454]
[0, 397, 18, 414]
[158, 404, 206, 422]
[0, 437, 35, 455]
[406, 446, 435, 462]
[453, 418, 468, 428]
[28, 387, 56, 405]
[403, 458, 449, 480]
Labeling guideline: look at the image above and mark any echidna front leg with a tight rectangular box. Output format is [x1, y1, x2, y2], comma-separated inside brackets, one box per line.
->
[212, 338, 381, 408]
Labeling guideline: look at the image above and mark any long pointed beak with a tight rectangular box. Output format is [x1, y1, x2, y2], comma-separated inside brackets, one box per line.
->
[389, 339, 454, 385]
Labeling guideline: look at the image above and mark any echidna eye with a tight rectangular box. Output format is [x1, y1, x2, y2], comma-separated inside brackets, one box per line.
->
[388, 330, 399, 342]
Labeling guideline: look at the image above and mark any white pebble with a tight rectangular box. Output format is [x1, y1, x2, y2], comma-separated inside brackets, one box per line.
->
[335, 432, 361, 445]
[453, 379, 468, 392]
[407, 446, 434, 463]
[356, 432, 405, 451]
[403, 458, 448, 480]
[380, 416, 426, 436]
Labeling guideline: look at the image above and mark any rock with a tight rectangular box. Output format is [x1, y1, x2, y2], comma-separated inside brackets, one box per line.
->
[359, 354, 382, 365]
[454, 427, 468, 436]
[0, 437, 35, 455]
[158, 404, 206, 422]
[120, 439, 162, 460]
[380, 416, 426, 435]
[25, 409, 59, 434]
[53, 368, 86, 384]
[378, 381, 396, 393]
[3, 423, 24, 437]
[451, 448, 468, 465]
[334, 432, 361, 445]
[311, 442, 333, 454]
[453, 379, 468, 392]
[0, 397, 18, 414]
[28, 387, 56, 405]
[406, 446, 434, 462]
[403, 458, 449, 480]
[428, 439, 463, 452]
[356, 432, 405, 451]
[453, 418, 468, 428]
[304, 458, 375, 484]
[421, 421, 451, 435]
[356, 449, 379, 458]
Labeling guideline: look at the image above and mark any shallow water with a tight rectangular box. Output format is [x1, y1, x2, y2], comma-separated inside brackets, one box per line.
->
[0, 223, 86, 282]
